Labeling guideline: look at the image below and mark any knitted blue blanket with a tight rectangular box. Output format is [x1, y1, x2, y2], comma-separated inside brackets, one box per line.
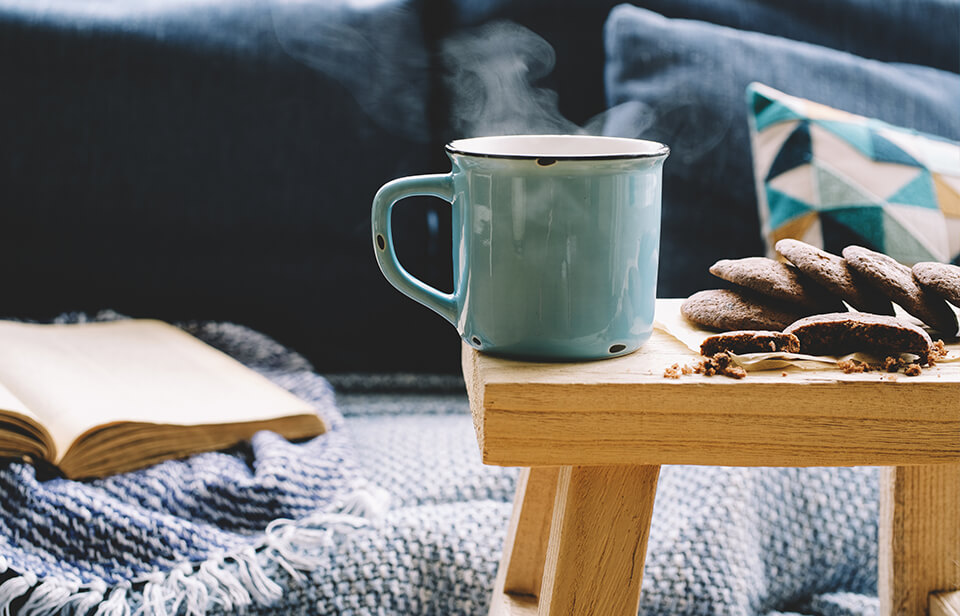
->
[0, 316, 879, 615]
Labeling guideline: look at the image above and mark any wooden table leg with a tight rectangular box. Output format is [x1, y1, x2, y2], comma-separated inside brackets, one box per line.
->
[538, 464, 660, 616]
[930, 591, 960, 616]
[879, 464, 960, 616]
[489, 467, 561, 616]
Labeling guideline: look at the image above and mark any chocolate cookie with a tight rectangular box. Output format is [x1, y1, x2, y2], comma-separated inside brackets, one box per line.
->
[912, 261, 960, 306]
[842, 246, 958, 336]
[775, 239, 894, 315]
[783, 312, 934, 364]
[700, 330, 800, 356]
[709, 257, 845, 313]
[681, 289, 807, 332]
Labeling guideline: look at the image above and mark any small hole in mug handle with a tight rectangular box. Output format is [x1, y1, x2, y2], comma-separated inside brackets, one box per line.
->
[609, 343, 626, 354]
[376, 234, 386, 250]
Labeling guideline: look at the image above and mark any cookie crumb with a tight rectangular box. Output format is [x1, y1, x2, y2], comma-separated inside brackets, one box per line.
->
[883, 356, 903, 372]
[663, 363, 682, 379]
[837, 359, 870, 374]
[904, 363, 922, 377]
[781, 372, 788, 377]
[681, 364, 694, 375]
[929, 339, 947, 365]
[694, 352, 747, 379]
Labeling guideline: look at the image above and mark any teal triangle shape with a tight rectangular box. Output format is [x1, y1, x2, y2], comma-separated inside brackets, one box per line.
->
[755, 101, 804, 131]
[766, 186, 814, 229]
[747, 84, 774, 117]
[821, 206, 886, 249]
[887, 170, 938, 209]
[766, 122, 812, 180]
[815, 164, 878, 208]
[815, 120, 874, 158]
[871, 132, 923, 167]
[882, 211, 937, 263]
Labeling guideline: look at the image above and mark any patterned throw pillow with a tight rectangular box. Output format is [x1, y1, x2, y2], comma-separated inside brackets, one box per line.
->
[747, 82, 960, 265]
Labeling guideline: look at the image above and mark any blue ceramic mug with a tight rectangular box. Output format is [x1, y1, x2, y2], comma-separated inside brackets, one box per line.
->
[372, 135, 669, 361]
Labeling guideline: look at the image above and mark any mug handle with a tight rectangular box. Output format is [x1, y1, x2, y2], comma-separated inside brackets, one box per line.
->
[372, 173, 457, 325]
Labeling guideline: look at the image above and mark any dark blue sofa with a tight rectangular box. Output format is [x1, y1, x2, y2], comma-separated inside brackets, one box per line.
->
[1, 0, 957, 375]
[1, 3, 958, 615]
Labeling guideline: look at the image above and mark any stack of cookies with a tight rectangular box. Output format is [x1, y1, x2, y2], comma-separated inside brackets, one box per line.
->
[681, 240, 960, 362]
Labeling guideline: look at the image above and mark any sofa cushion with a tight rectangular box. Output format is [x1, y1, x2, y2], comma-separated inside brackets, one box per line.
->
[603, 5, 960, 298]
[747, 83, 960, 265]
[441, 0, 959, 134]
[0, 0, 457, 373]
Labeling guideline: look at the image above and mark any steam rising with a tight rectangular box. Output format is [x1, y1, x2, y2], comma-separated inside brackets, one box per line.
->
[270, 0, 430, 142]
[271, 8, 661, 147]
[441, 21, 585, 138]
[440, 21, 665, 145]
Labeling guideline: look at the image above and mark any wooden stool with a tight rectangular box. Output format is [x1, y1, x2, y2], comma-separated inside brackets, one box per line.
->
[462, 299, 960, 616]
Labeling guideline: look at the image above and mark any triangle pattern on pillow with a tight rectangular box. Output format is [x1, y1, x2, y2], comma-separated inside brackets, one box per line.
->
[810, 123, 920, 201]
[766, 186, 815, 230]
[752, 120, 800, 181]
[814, 164, 878, 209]
[749, 85, 805, 131]
[770, 211, 820, 247]
[755, 103, 805, 131]
[933, 173, 960, 217]
[871, 132, 923, 167]
[815, 120, 874, 159]
[819, 206, 885, 253]
[881, 207, 941, 263]
[887, 170, 938, 209]
[766, 122, 812, 181]
[768, 164, 817, 206]
[748, 83, 960, 265]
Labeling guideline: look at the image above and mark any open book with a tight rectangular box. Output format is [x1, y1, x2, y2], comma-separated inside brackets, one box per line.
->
[0, 319, 326, 479]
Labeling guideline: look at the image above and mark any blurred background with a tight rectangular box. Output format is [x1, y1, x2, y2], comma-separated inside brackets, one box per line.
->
[1, 0, 957, 374]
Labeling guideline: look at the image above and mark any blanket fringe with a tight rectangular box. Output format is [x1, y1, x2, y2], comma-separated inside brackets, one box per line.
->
[0, 481, 389, 616]
[95, 584, 131, 616]
[60, 580, 106, 615]
[0, 570, 36, 616]
[20, 579, 77, 615]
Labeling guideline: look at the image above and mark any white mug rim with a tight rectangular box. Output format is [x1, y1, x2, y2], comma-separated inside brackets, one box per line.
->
[446, 134, 669, 161]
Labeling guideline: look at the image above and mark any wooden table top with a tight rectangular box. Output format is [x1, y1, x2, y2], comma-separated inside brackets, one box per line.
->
[463, 299, 960, 468]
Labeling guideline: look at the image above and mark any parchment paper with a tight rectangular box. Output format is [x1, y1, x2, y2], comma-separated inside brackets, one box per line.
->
[655, 302, 960, 372]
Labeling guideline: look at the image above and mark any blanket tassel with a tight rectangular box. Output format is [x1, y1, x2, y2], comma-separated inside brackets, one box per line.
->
[0, 481, 390, 615]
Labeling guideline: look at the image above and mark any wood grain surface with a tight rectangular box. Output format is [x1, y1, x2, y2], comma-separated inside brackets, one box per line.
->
[466, 299, 960, 616]
[537, 465, 660, 616]
[502, 467, 559, 598]
[930, 591, 960, 616]
[464, 300, 960, 468]
[880, 465, 960, 616]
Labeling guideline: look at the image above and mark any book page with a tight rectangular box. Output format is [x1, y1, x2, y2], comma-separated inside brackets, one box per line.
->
[0, 380, 55, 460]
[0, 380, 34, 420]
[0, 320, 321, 463]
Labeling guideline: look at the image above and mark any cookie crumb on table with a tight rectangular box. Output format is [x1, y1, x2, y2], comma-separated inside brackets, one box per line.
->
[694, 352, 747, 379]
[837, 359, 870, 374]
[836, 355, 926, 375]
[904, 363, 923, 377]
[663, 353, 746, 380]
[930, 339, 948, 364]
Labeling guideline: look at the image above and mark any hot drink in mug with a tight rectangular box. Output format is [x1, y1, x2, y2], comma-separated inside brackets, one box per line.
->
[372, 134, 669, 361]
